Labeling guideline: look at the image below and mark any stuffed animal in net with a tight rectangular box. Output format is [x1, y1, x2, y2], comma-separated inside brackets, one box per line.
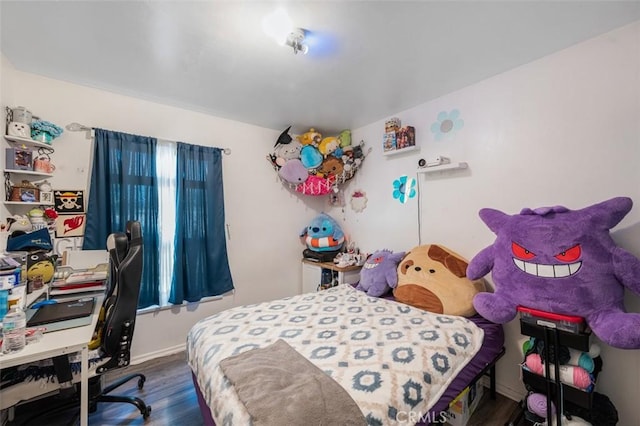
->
[355, 249, 405, 297]
[467, 197, 640, 349]
[278, 159, 308, 184]
[273, 140, 303, 166]
[300, 213, 345, 252]
[393, 244, 486, 317]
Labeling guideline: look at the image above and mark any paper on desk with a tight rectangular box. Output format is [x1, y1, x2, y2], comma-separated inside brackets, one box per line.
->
[64, 270, 108, 284]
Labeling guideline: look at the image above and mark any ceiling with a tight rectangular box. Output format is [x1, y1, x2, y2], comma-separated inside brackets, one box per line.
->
[1, 1, 639, 134]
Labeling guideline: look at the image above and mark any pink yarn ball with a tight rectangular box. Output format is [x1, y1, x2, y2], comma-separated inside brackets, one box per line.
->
[525, 353, 543, 374]
[571, 366, 592, 389]
[525, 353, 592, 389]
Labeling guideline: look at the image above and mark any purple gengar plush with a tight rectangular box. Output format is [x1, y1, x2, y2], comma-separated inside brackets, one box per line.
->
[467, 197, 640, 349]
[356, 250, 405, 297]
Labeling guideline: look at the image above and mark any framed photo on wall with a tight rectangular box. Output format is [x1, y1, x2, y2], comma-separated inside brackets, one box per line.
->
[54, 190, 85, 214]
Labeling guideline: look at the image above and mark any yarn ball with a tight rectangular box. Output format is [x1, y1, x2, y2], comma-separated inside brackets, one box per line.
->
[526, 392, 556, 419]
[525, 353, 592, 389]
[520, 337, 535, 356]
[568, 349, 595, 373]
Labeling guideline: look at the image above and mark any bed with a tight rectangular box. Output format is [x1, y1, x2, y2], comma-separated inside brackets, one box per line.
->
[187, 284, 504, 425]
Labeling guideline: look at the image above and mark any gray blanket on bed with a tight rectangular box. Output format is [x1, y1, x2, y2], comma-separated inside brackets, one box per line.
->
[219, 339, 366, 426]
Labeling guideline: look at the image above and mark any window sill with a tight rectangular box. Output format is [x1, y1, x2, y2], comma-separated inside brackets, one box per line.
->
[137, 294, 225, 315]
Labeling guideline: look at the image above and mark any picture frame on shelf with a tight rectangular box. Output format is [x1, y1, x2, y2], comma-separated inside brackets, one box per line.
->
[397, 126, 416, 150]
[9, 185, 39, 203]
[383, 131, 397, 152]
[40, 191, 53, 204]
[5, 148, 33, 170]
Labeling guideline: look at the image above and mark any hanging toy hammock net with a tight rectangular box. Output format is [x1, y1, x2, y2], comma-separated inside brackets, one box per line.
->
[267, 128, 368, 196]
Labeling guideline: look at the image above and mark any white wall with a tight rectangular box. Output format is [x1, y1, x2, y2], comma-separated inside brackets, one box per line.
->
[0, 55, 325, 361]
[2, 19, 640, 424]
[337, 21, 640, 425]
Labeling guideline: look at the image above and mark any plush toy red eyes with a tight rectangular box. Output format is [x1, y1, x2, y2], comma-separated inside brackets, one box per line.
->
[554, 244, 581, 262]
[512, 242, 536, 260]
[512, 241, 582, 262]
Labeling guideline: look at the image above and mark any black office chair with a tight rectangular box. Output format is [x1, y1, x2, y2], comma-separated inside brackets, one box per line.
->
[87, 220, 151, 418]
[14, 220, 151, 424]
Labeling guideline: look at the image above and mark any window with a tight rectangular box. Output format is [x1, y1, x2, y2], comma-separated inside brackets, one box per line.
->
[83, 129, 233, 308]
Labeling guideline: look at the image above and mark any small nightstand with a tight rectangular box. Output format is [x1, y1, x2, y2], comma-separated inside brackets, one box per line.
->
[301, 259, 362, 293]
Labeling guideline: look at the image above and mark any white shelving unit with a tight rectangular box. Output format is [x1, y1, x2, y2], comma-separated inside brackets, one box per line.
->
[4, 109, 56, 207]
[417, 161, 468, 174]
[2, 168, 53, 205]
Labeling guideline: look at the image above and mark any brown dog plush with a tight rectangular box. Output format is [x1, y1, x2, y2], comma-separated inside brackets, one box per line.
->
[393, 244, 486, 317]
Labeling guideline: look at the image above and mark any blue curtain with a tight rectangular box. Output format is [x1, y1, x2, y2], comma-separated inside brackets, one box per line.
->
[170, 143, 234, 303]
[83, 129, 161, 308]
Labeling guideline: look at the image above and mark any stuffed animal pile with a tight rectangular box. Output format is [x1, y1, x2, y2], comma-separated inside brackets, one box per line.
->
[354, 244, 485, 317]
[467, 197, 640, 349]
[347, 196, 640, 350]
[268, 127, 366, 196]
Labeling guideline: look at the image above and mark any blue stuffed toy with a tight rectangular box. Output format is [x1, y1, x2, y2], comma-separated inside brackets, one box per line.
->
[300, 145, 323, 169]
[356, 249, 405, 297]
[300, 213, 344, 252]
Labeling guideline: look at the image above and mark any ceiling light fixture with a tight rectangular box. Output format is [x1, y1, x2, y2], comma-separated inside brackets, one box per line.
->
[286, 28, 309, 55]
[262, 8, 309, 55]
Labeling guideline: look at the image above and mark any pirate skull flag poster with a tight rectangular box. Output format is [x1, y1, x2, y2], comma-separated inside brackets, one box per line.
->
[54, 190, 85, 214]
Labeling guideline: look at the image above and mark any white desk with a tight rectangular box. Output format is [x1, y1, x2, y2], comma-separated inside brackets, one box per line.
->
[0, 295, 103, 426]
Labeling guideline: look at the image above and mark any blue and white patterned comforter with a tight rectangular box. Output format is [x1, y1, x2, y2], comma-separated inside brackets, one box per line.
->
[187, 285, 484, 425]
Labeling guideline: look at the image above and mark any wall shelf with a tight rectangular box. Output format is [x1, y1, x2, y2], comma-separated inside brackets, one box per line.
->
[417, 161, 468, 174]
[4, 134, 55, 152]
[3, 201, 54, 206]
[4, 169, 53, 178]
[4, 116, 57, 207]
[383, 145, 419, 156]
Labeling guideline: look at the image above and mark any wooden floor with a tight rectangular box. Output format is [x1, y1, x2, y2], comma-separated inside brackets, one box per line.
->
[468, 392, 524, 426]
[6, 351, 523, 426]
